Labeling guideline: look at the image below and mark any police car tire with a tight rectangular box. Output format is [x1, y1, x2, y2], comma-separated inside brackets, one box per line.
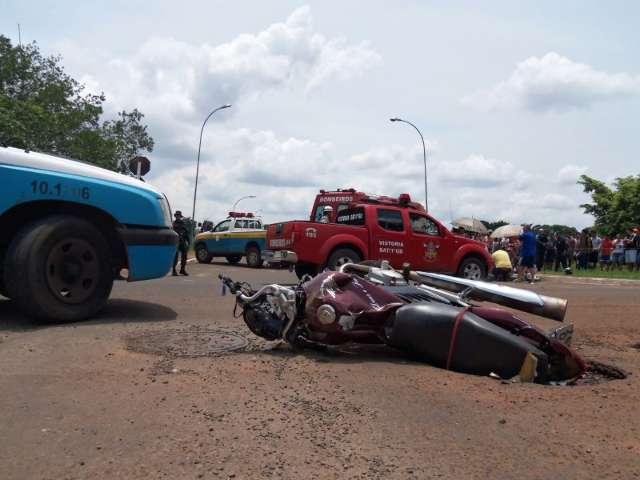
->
[0, 252, 8, 298]
[226, 256, 242, 265]
[4, 215, 114, 322]
[327, 248, 361, 270]
[195, 244, 212, 263]
[246, 247, 262, 268]
[0, 277, 8, 299]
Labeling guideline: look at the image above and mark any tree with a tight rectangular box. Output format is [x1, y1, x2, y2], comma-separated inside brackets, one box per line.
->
[578, 174, 640, 235]
[532, 224, 579, 237]
[0, 35, 153, 171]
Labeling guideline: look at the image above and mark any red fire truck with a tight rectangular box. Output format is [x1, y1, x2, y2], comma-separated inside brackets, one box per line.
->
[264, 189, 493, 279]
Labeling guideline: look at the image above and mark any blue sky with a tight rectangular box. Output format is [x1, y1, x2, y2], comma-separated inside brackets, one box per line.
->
[3, 1, 639, 227]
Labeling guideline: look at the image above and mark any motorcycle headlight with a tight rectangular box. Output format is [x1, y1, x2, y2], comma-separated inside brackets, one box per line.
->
[158, 195, 173, 227]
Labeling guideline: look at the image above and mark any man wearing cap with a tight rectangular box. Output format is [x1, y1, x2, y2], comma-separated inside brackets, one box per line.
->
[172, 211, 190, 276]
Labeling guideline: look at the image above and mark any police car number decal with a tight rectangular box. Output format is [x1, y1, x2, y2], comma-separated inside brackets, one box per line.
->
[30, 180, 90, 200]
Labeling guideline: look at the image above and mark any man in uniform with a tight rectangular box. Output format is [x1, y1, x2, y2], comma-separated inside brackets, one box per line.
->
[172, 210, 190, 276]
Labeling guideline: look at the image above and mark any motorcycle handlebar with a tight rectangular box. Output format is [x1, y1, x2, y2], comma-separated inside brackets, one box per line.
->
[238, 285, 286, 303]
[218, 274, 291, 305]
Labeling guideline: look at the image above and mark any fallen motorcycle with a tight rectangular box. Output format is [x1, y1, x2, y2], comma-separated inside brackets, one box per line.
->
[220, 262, 586, 384]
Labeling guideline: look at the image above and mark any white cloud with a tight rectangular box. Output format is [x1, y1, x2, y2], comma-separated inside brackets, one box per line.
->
[148, 126, 592, 229]
[436, 154, 530, 188]
[52, 11, 595, 229]
[461, 52, 640, 112]
[58, 6, 381, 123]
[557, 164, 588, 185]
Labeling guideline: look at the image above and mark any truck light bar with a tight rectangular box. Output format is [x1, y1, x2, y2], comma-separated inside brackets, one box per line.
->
[228, 211, 255, 218]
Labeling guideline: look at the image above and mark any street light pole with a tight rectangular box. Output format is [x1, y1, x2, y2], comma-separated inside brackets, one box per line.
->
[232, 195, 256, 212]
[192, 104, 232, 220]
[390, 117, 428, 212]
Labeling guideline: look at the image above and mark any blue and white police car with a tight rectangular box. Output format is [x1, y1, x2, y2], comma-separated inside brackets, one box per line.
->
[0, 146, 178, 322]
[194, 212, 266, 267]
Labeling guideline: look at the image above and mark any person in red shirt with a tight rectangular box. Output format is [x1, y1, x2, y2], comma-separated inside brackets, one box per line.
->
[600, 235, 613, 271]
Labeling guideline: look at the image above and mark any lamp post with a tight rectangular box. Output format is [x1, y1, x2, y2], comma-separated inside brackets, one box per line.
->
[390, 117, 428, 212]
[232, 195, 256, 212]
[191, 104, 232, 220]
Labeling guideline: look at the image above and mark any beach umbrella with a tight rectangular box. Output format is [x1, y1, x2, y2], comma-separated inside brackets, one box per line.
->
[491, 224, 523, 239]
[451, 218, 488, 234]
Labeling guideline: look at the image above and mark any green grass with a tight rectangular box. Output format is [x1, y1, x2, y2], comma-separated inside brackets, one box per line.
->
[541, 267, 640, 280]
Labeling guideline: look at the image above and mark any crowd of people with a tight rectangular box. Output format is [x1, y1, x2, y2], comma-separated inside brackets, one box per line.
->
[461, 226, 640, 282]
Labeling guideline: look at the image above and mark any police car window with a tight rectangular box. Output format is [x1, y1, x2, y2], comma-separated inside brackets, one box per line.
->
[377, 209, 404, 232]
[234, 220, 248, 229]
[409, 213, 439, 236]
[336, 207, 365, 226]
[214, 220, 232, 232]
[314, 205, 327, 222]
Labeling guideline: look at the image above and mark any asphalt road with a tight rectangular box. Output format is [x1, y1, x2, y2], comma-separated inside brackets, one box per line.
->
[0, 262, 639, 479]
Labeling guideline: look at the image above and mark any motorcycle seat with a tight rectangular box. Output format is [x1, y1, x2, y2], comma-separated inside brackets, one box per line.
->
[388, 302, 549, 380]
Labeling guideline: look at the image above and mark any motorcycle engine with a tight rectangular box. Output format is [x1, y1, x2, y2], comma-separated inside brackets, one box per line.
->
[242, 301, 284, 341]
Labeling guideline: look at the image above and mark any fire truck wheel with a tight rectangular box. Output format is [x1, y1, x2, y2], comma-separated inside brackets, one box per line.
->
[457, 257, 487, 280]
[327, 248, 361, 270]
[195, 244, 213, 263]
[246, 246, 263, 268]
[295, 263, 318, 279]
[225, 256, 242, 265]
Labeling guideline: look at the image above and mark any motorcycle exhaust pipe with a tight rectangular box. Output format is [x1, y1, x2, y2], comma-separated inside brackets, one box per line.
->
[414, 272, 567, 322]
[338, 263, 567, 322]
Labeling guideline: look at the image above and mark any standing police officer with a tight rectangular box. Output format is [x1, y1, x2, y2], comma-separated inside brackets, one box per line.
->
[172, 210, 190, 276]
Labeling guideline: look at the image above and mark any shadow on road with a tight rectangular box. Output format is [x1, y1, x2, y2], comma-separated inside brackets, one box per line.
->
[0, 298, 177, 331]
[254, 341, 417, 366]
[206, 260, 287, 271]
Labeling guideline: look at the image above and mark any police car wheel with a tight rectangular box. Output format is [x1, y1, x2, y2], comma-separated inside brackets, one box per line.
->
[246, 247, 262, 268]
[4, 215, 114, 322]
[457, 257, 486, 280]
[195, 244, 212, 263]
[226, 256, 241, 265]
[0, 251, 8, 298]
[0, 277, 8, 298]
